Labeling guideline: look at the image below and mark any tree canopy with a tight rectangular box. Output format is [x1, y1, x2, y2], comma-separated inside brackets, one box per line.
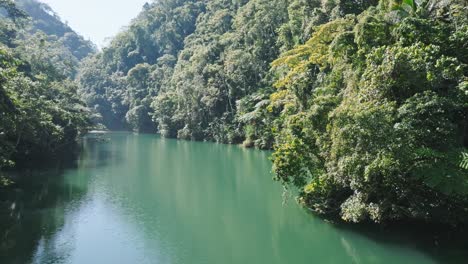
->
[15, 0, 96, 60]
[0, 0, 468, 225]
[0, 0, 91, 173]
[55, 0, 468, 225]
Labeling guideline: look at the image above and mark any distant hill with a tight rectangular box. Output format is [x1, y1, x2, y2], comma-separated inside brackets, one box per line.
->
[15, 0, 95, 60]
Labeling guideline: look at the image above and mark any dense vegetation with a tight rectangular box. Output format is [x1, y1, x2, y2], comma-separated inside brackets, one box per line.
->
[79, 0, 467, 225]
[0, 0, 463, 226]
[0, 0, 91, 174]
[15, 0, 95, 61]
[271, 0, 468, 225]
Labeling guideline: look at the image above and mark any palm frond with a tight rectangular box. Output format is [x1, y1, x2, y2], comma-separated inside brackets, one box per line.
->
[461, 152, 468, 170]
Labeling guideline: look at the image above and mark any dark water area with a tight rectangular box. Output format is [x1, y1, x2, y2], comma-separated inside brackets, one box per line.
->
[0, 133, 467, 264]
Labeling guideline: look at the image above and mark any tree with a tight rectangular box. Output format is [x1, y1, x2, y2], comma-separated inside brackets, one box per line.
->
[0, 0, 91, 172]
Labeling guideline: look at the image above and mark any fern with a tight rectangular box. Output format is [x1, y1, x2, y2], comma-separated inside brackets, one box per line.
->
[461, 152, 468, 170]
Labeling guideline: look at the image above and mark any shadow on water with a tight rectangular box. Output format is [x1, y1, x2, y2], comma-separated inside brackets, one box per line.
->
[79, 133, 125, 170]
[0, 169, 82, 264]
[0, 136, 119, 264]
[301, 207, 468, 264]
[1, 133, 467, 264]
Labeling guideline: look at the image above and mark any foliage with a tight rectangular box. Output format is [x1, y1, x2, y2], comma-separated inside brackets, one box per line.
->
[78, 0, 204, 132]
[461, 152, 468, 170]
[78, 0, 468, 225]
[270, 0, 468, 224]
[15, 0, 95, 60]
[0, 0, 91, 172]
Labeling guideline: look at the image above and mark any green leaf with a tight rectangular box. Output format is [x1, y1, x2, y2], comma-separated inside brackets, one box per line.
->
[461, 152, 468, 170]
[403, 0, 416, 11]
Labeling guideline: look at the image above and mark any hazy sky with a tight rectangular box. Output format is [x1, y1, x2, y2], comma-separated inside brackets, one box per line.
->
[39, 0, 149, 48]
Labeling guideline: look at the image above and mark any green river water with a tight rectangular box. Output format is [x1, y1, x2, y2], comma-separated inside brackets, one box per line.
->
[0, 133, 466, 263]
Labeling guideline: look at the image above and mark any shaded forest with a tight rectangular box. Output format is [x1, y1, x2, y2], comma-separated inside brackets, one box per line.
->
[0, 0, 93, 173]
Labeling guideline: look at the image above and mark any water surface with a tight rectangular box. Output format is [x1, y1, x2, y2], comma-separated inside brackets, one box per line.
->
[0, 133, 466, 263]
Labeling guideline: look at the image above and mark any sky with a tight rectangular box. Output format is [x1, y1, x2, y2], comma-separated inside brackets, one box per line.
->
[39, 0, 149, 48]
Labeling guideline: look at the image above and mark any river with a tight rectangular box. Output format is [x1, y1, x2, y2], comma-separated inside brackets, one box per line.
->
[0, 133, 466, 263]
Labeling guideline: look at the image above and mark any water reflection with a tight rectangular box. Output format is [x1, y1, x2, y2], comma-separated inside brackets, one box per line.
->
[0, 138, 111, 263]
[0, 133, 466, 264]
[0, 168, 84, 263]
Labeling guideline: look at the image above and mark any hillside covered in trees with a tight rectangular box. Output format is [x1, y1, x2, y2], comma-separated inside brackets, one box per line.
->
[15, 0, 95, 60]
[78, 0, 468, 225]
[0, 0, 92, 174]
[0, 0, 466, 227]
